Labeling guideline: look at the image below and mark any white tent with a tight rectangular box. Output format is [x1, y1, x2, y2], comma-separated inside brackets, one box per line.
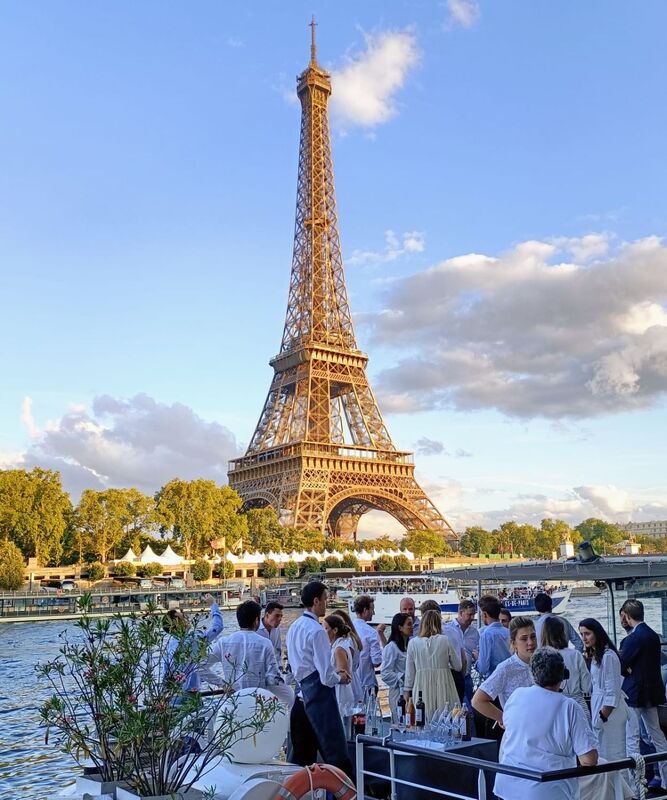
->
[158, 545, 183, 566]
[139, 544, 159, 563]
[117, 547, 138, 563]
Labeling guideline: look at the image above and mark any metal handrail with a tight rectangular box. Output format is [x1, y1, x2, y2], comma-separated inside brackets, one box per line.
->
[355, 733, 667, 799]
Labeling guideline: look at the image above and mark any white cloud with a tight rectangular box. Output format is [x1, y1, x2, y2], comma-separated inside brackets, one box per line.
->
[446, 0, 480, 28]
[552, 233, 610, 263]
[365, 233, 667, 418]
[573, 485, 633, 516]
[409, 478, 666, 532]
[20, 396, 39, 439]
[348, 229, 425, 267]
[330, 30, 420, 130]
[0, 450, 22, 469]
[18, 393, 241, 499]
[415, 437, 445, 456]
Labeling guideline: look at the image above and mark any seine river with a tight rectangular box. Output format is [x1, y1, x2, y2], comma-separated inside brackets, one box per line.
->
[0, 598, 610, 800]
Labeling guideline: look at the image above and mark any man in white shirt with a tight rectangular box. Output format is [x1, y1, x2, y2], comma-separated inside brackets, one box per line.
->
[201, 600, 294, 707]
[494, 647, 597, 800]
[444, 599, 480, 708]
[352, 595, 383, 691]
[257, 600, 283, 665]
[286, 581, 353, 778]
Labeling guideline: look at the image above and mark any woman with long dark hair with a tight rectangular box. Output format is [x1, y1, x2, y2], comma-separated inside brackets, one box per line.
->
[541, 616, 591, 716]
[381, 612, 413, 722]
[579, 617, 628, 762]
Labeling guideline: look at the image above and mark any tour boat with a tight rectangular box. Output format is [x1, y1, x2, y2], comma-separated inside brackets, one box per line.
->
[346, 574, 460, 625]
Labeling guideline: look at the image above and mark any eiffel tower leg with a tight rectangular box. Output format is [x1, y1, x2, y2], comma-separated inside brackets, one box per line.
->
[330, 510, 362, 542]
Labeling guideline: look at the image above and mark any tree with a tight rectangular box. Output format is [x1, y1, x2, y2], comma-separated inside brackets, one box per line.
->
[323, 556, 341, 569]
[192, 559, 212, 582]
[138, 562, 163, 578]
[575, 518, 624, 553]
[114, 560, 136, 577]
[0, 539, 25, 590]
[493, 521, 538, 556]
[374, 555, 396, 572]
[340, 554, 360, 570]
[222, 560, 235, 579]
[116, 488, 160, 554]
[73, 490, 126, 563]
[402, 530, 452, 558]
[262, 559, 279, 579]
[0, 468, 71, 565]
[282, 526, 326, 553]
[534, 519, 579, 559]
[244, 508, 283, 553]
[155, 480, 247, 560]
[459, 526, 494, 556]
[394, 554, 411, 571]
[85, 562, 105, 581]
[301, 556, 320, 574]
[284, 560, 299, 579]
[369, 535, 399, 551]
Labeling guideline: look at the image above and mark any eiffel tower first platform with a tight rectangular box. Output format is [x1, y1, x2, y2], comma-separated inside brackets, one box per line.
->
[228, 23, 457, 543]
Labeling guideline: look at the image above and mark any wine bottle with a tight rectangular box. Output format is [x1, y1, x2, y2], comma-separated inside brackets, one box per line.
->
[415, 691, 426, 728]
[397, 693, 406, 727]
[406, 696, 416, 728]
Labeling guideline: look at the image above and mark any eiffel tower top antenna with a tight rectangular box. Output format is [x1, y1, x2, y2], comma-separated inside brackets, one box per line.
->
[310, 16, 317, 65]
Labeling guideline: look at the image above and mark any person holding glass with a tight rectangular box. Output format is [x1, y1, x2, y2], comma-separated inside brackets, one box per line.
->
[404, 609, 461, 720]
[540, 616, 592, 717]
[578, 617, 628, 762]
[381, 612, 413, 723]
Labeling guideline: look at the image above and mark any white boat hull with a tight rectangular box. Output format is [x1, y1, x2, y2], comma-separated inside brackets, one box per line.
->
[348, 590, 461, 625]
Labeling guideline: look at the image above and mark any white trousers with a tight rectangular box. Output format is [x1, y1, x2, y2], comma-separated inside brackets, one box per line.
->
[596, 702, 628, 762]
[626, 706, 667, 787]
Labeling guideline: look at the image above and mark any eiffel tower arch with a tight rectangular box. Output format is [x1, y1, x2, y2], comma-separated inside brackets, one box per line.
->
[228, 22, 458, 544]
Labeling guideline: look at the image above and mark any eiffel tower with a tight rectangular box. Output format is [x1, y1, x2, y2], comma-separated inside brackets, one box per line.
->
[228, 22, 457, 543]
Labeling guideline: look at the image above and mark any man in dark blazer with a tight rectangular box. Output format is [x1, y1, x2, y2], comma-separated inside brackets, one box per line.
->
[619, 599, 667, 788]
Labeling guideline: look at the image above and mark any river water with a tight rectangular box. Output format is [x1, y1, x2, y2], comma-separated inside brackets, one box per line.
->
[0, 597, 611, 800]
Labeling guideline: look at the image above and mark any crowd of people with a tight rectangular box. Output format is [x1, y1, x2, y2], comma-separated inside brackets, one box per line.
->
[164, 586, 667, 798]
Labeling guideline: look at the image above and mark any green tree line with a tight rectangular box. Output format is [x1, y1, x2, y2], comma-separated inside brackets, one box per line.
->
[0, 468, 658, 570]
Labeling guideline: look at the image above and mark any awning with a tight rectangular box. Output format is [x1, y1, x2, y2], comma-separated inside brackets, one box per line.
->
[435, 556, 667, 583]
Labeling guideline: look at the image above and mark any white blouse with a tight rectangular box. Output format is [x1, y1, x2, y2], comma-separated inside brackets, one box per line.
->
[478, 653, 533, 708]
[380, 641, 407, 690]
[590, 647, 623, 718]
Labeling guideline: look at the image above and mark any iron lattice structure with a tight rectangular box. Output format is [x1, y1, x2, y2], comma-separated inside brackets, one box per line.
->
[228, 25, 457, 543]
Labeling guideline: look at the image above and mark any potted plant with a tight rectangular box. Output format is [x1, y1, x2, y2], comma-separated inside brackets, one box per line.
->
[38, 594, 280, 800]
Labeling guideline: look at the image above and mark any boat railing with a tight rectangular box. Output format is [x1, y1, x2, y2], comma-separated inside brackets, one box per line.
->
[355, 733, 667, 800]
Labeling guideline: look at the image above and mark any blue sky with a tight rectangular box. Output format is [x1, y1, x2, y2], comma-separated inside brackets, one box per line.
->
[1, 1, 666, 535]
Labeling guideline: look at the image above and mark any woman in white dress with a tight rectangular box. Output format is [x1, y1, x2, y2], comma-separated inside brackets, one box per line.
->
[404, 610, 461, 719]
[578, 617, 628, 762]
[541, 616, 592, 717]
[323, 614, 356, 719]
[381, 612, 413, 723]
[472, 616, 536, 728]
[330, 608, 364, 703]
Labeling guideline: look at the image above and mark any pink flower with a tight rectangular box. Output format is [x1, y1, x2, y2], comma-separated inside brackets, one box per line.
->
[127, 694, 137, 703]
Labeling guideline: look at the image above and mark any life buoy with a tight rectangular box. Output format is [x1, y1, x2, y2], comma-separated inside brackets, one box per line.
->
[101, 596, 109, 604]
[274, 764, 356, 800]
[58, 607, 66, 613]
